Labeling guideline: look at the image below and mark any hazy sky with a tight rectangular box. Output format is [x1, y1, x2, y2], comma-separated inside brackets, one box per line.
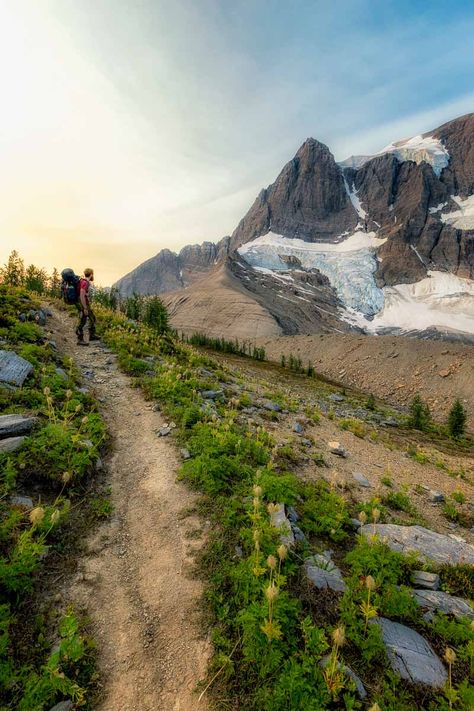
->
[1, 0, 473, 285]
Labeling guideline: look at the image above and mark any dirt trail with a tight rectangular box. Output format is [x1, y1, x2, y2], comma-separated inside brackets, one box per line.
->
[49, 309, 210, 711]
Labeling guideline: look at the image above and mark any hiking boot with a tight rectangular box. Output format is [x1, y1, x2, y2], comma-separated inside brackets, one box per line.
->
[89, 334, 100, 342]
[77, 341, 89, 346]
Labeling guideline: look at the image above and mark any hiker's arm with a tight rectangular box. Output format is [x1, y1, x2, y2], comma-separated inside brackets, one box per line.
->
[80, 288, 88, 313]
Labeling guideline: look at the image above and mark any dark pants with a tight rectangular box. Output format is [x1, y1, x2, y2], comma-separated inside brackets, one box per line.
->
[76, 305, 96, 339]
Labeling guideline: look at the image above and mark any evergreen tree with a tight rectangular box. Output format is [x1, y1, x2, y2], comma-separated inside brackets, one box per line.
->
[408, 394, 431, 431]
[143, 296, 169, 334]
[24, 264, 48, 294]
[1, 250, 25, 286]
[448, 399, 467, 439]
[49, 268, 62, 297]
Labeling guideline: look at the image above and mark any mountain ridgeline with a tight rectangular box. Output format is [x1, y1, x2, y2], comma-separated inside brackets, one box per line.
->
[114, 113, 474, 340]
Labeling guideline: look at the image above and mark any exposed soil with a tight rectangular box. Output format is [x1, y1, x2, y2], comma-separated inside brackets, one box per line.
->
[256, 332, 474, 431]
[48, 308, 210, 711]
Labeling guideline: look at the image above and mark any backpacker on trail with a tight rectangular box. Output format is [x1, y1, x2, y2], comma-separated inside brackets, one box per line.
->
[61, 268, 80, 305]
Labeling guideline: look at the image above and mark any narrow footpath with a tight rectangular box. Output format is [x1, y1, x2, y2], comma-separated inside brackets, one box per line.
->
[49, 308, 210, 711]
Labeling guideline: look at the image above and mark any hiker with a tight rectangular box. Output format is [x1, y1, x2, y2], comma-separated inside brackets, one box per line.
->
[76, 268, 99, 345]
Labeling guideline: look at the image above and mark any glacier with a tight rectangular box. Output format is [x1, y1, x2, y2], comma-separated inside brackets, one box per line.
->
[238, 231, 386, 317]
[441, 195, 474, 230]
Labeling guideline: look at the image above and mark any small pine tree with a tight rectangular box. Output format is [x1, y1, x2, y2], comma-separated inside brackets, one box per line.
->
[409, 394, 431, 431]
[367, 393, 376, 411]
[280, 354, 286, 368]
[448, 398, 467, 439]
[143, 296, 169, 334]
[1, 250, 25, 286]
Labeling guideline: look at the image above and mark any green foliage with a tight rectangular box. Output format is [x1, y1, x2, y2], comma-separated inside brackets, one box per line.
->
[142, 295, 169, 334]
[339, 418, 367, 438]
[382, 488, 416, 514]
[439, 564, 474, 598]
[300, 481, 350, 542]
[448, 398, 467, 439]
[408, 394, 431, 431]
[188, 331, 266, 361]
[366, 393, 376, 411]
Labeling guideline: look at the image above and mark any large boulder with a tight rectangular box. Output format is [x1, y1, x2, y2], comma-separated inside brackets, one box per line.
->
[0, 414, 36, 439]
[359, 524, 474, 565]
[0, 351, 33, 387]
[371, 617, 447, 688]
[412, 590, 474, 620]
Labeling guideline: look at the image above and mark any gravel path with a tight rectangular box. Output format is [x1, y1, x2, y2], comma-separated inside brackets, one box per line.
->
[49, 309, 210, 711]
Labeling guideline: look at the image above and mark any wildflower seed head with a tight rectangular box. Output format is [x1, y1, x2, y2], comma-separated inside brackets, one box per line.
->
[267, 555, 277, 570]
[253, 497, 260, 510]
[253, 529, 261, 543]
[372, 508, 380, 523]
[253, 485, 263, 497]
[332, 626, 346, 648]
[75, 404, 82, 412]
[444, 647, 456, 665]
[265, 584, 279, 602]
[277, 544, 288, 562]
[267, 503, 281, 515]
[62, 471, 72, 483]
[368, 705, 381, 711]
[81, 416, 89, 425]
[358, 511, 367, 525]
[43, 387, 50, 396]
[65, 389, 72, 399]
[51, 510, 61, 525]
[365, 575, 376, 591]
[29, 507, 45, 525]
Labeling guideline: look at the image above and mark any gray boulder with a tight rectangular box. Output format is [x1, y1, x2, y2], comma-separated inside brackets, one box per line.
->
[0, 436, 26, 453]
[352, 472, 371, 488]
[269, 504, 295, 547]
[201, 389, 224, 400]
[0, 351, 33, 387]
[359, 524, 474, 565]
[304, 555, 346, 593]
[261, 400, 282, 412]
[411, 571, 439, 590]
[412, 590, 474, 620]
[371, 617, 447, 688]
[0, 414, 36, 439]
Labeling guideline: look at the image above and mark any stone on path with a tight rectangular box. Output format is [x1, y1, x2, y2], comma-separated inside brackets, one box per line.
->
[429, 490, 444, 503]
[0, 414, 36, 439]
[157, 426, 171, 437]
[0, 350, 33, 387]
[352, 472, 371, 488]
[0, 436, 26, 453]
[293, 422, 304, 434]
[304, 555, 346, 593]
[180, 448, 191, 460]
[269, 504, 295, 547]
[49, 702, 73, 711]
[371, 617, 447, 688]
[412, 590, 474, 620]
[359, 524, 474, 565]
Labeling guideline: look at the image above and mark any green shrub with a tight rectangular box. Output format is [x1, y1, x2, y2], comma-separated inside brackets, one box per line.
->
[448, 398, 467, 439]
[408, 394, 431, 431]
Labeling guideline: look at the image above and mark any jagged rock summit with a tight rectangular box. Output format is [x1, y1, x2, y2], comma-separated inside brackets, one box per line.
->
[115, 113, 474, 340]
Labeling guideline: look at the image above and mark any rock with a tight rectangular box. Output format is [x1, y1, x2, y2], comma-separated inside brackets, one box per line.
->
[201, 389, 224, 400]
[301, 438, 312, 447]
[359, 524, 474, 565]
[439, 369, 451, 378]
[158, 427, 171, 437]
[261, 400, 282, 412]
[319, 655, 367, 699]
[287, 506, 299, 524]
[78, 439, 94, 449]
[180, 448, 191, 460]
[371, 617, 447, 688]
[10, 495, 34, 508]
[95, 457, 104, 471]
[328, 394, 344, 402]
[0, 350, 34, 387]
[0, 414, 36, 439]
[328, 441, 348, 457]
[197, 368, 215, 379]
[49, 701, 73, 711]
[55, 367, 68, 380]
[411, 571, 440, 590]
[428, 490, 444, 503]
[412, 590, 474, 620]
[381, 417, 398, 427]
[293, 422, 304, 434]
[269, 504, 295, 547]
[304, 555, 346, 593]
[291, 524, 306, 543]
[0, 436, 26, 453]
[352, 472, 371, 488]
[350, 518, 362, 530]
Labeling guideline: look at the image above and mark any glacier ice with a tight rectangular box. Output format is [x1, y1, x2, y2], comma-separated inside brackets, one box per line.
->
[238, 231, 385, 317]
[441, 195, 474, 230]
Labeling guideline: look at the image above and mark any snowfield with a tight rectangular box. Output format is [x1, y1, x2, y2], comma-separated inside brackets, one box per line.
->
[238, 231, 386, 316]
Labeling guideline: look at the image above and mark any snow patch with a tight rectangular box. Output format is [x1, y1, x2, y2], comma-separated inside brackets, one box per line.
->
[429, 202, 447, 215]
[441, 195, 474, 230]
[343, 176, 367, 219]
[368, 271, 474, 334]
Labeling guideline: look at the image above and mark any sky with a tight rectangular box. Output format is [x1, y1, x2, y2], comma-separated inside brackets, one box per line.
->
[0, 0, 473, 285]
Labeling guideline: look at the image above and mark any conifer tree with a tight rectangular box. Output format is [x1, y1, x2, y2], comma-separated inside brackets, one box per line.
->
[448, 398, 467, 439]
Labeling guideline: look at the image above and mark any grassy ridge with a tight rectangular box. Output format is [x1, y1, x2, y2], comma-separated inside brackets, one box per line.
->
[96, 304, 474, 710]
